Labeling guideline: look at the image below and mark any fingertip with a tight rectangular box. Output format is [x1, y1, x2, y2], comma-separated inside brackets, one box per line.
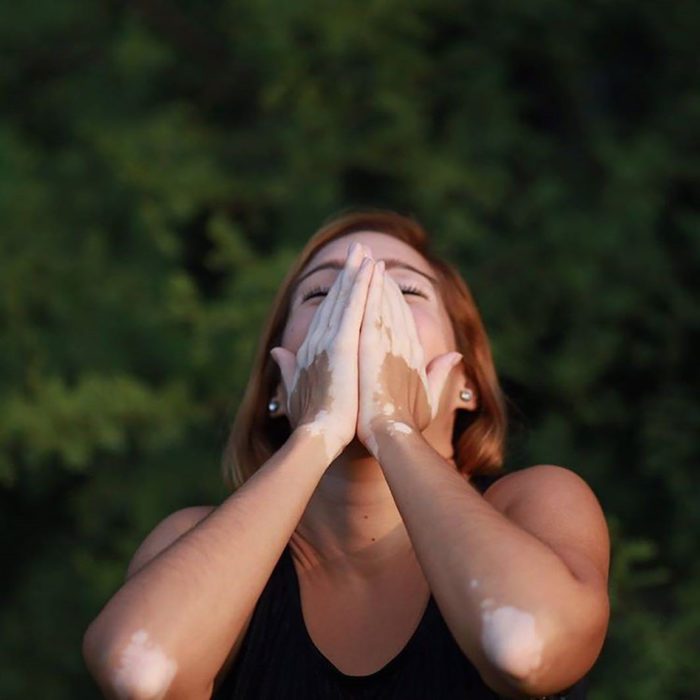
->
[348, 241, 364, 260]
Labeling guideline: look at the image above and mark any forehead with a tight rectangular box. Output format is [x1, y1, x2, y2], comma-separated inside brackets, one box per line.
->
[302, 231, 433, 275]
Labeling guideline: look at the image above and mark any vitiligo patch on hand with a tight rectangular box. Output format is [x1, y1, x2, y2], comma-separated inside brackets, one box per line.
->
[481, 606, 543, 680]
[112, 629, 177, 699]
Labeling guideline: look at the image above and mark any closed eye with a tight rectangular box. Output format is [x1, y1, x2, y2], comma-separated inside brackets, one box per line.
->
[302, 284, 427, 302]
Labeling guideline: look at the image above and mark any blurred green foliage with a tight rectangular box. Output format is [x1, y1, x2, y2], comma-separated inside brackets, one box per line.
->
[1, 0, 698, 697]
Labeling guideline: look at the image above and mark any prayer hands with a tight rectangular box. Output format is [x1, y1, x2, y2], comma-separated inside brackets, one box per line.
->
[270, 242, 462, 465]
[270, 243, 374, 462]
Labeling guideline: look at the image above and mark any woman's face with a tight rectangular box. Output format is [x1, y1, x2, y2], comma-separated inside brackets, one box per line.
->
[281, 231, 458, 368]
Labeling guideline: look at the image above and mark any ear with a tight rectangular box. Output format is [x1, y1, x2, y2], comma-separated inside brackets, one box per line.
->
[428, 354, 477, 415]
[269, 381, 288, 417]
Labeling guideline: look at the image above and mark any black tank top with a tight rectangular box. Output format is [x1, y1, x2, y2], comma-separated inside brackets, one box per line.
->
[212, 474, 589, 699]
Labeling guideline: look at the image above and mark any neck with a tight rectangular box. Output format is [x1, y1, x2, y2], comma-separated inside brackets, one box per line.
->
[292, 421, 457, 582]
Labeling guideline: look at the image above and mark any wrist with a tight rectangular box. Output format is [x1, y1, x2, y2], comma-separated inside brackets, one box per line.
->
[360, 417, 423, 457]
[291, 421, 346, 465]
[369, 416, 419, 438]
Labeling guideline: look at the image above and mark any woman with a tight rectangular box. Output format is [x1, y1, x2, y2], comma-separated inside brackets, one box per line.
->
[83, 210, 610, 699]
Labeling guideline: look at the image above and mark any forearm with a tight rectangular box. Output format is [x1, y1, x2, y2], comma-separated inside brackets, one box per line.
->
[373, 429, 600, 696]
[84, 428, 330, 699]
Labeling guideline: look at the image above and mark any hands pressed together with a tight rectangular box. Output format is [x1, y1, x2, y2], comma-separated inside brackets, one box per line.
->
[270, 242, 463, 462]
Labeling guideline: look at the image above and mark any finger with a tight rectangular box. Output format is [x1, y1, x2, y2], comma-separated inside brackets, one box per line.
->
[425, 352, 463, 419]
[302, 242, 363, 364]
[327, 242, 366, 334]
[269, 346, 298, 400]
[336, 255, 374, 343]
[396, 285, 424, 370]
[360, 259, 385, 339]
[321, 241, 363, 333]
[381, 272, 397, 354]
[384, 274, 411, 359]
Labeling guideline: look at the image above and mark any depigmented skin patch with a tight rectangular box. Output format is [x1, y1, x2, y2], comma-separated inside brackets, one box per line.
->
[388, 421, 413, 435]
[112, 629, 177, 700]
[481, 606, 543, 681]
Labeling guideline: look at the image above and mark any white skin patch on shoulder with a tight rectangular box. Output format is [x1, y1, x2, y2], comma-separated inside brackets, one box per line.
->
[481, 606, 543, 680]
[112, 629, 177, 700]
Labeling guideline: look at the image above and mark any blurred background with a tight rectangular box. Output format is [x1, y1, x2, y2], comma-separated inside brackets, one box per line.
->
[1, 0, 698, 697]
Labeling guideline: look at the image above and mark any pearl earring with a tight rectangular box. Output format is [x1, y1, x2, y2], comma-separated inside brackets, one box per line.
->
[268, 398, 280, 414]
[459, 389, 473, 402]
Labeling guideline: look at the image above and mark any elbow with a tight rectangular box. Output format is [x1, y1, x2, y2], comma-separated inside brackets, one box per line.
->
[483, 642, 544, 698]
[480, 607, 544, 696]
[83, 624, 178, 700]
[480, 598, 609, 698]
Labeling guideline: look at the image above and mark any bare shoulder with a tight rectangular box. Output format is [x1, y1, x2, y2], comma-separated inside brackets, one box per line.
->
[126, 505, 217, 580]
[482, 464, 602, 514]
[483, 465, 610, 584]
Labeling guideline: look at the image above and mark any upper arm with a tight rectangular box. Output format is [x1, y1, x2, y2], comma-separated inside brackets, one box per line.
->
[483, 465, 610, 693]
[125, 505, 255, 692]
[484, 464, 610, 586]
[126, 505, 216, 580]
[88, 506, 253, 698]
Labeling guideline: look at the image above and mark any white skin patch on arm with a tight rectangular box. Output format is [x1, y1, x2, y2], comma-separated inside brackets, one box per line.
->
[481, 606, 543, 681]
[305, 409, 330, 433]
[388, 421, 413, 435]
[301, 410, 339, 463]
[382, 402, 395, 416]
[112, 629, 177, 700]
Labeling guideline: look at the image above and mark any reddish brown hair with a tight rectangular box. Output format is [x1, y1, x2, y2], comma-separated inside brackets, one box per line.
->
[221, 209, 507, 490]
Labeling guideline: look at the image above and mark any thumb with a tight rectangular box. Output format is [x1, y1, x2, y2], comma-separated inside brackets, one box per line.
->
[425, 352, 463, 418]
[269, 347, 298, 395]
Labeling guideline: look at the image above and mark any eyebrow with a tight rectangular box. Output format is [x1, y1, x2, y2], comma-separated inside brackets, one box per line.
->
[293, 258, 438, 293]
